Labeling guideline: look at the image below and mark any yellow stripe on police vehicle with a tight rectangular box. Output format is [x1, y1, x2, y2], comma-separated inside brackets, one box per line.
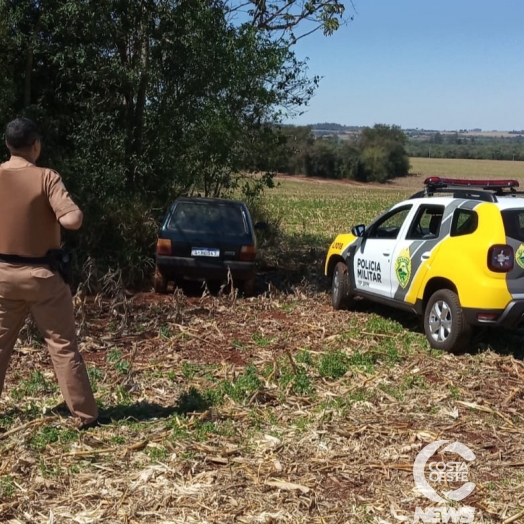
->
[325, 177, 524, 354]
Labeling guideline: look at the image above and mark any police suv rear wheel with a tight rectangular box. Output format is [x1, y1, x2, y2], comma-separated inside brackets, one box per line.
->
[424, 289, 471, 353]
[332, 261, 353, 310]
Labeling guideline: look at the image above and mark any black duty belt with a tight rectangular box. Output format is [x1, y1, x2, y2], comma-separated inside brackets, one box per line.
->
[0, 250, 73, 284]
[0, 253, 50, 264]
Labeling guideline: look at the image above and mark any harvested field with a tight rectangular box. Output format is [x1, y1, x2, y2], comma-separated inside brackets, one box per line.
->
[1, 171, 524, 523]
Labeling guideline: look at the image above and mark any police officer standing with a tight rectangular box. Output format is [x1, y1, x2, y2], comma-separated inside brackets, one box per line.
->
[0, 117, 101, 430]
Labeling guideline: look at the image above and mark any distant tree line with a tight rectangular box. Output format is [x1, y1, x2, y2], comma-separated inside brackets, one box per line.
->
[275, 124, 410, 182]
[407, 132, 524, 161]
[309, 122, 362, 132]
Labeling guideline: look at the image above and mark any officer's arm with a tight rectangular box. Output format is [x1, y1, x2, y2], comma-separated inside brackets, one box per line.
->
[59, 210, 83, 230]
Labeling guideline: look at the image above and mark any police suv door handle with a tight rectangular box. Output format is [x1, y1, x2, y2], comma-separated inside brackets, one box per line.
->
[382, 252, 390, 257]
[421, 252, 431, 261]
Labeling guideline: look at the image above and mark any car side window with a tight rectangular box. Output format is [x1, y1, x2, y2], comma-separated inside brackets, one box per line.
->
[368, 206, 412, 240]
[450, 209, 478, 237]
[501, 210, 524, 242]
[406, 205, 445, 240]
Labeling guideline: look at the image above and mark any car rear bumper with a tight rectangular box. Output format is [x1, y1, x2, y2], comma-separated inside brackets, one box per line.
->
[156, 255, 255, 281]
[463, 300, 524, 328]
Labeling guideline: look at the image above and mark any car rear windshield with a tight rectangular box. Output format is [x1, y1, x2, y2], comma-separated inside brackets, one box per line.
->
[167, 202, 249, 236]
[501, 210, 524, 241]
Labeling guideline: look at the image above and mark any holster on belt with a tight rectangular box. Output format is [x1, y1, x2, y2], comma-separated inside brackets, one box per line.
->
[45, 249, 73, 285]
[0, 249, 74, 285]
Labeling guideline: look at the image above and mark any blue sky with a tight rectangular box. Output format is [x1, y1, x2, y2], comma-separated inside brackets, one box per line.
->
[289, 0, 524, 131]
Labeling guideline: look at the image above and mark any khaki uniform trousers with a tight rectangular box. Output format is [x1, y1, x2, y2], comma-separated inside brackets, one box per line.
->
[0, 263, 98, 426]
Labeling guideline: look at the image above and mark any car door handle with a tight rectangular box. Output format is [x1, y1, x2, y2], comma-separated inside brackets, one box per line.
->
[421, 252, 431, 261]
[383, 252, 390, 257]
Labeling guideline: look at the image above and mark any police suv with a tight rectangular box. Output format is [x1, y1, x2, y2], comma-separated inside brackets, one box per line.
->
[324, 177, 524, 353]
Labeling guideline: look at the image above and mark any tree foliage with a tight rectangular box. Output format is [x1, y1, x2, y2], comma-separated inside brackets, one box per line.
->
[407, 133, 524, 161]
[356, 124, 410, 182]
[225, 0, 351, 41]
[0, 0, 350, 286]
[278, 123, 410, 182]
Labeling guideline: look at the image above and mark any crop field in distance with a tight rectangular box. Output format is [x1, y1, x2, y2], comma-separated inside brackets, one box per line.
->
[409, 157, 524, 182]
[0, 158, 523, 523]
[264, 157, 524, 254]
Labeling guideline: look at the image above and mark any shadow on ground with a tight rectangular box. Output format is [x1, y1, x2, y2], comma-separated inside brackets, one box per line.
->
[467, 327, 524, 360]
[34, 388, 213, 428]
[91, 388, 213, 423]
[343, 297, 524, 360]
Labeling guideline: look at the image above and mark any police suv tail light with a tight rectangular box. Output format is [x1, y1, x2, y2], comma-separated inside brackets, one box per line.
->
[488, 244, 514, 272]
[240, 245, 256, 262]
[156, 239, 172, 255]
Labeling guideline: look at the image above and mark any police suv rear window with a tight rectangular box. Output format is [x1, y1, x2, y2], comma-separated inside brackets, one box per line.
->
[501, 210, 524, 241]
[450, 209, 478, 237]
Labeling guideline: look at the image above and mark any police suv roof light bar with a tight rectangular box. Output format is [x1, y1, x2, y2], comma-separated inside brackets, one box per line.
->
[424, 176, 519, 191]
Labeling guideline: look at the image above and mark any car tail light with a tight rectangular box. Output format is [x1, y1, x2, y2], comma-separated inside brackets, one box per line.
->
[240, 245, 256, 262]
[487, 244, 514, 272]
[156, 239, 172, 255]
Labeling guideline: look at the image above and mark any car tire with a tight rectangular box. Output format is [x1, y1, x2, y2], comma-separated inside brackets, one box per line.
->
[172, 278, 184, 291]
[424, 289, 471, 353]
[241, 275, 256, 298]
[153, 266, 168, 294]
[332, 261, 353, 310]
[206, 279, 222, 295]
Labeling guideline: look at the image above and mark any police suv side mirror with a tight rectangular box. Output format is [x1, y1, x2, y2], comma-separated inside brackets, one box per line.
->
[352, 224, 366, 237]
[254, 221, 268, 230]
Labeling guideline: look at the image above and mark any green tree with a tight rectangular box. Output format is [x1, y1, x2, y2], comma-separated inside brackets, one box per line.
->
[358, 124, 410, 182]
[273, 125, 315, 174]
[432, 132, 443, 144]
[0, 9, 15, 122]
[225, 0, 350, 41]
[0, 0, 348, 286]
[359, 124, 407, 149]
[304, 137, 342, 179]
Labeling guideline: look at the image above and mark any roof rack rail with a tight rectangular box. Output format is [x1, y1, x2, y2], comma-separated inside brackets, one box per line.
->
[451, 190, 497, 203]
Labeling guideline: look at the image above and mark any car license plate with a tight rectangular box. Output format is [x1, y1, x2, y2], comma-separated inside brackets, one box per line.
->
[191, 248, 220, 257]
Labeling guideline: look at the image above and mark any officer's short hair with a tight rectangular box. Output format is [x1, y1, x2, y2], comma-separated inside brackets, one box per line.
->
[5, 118, 41, 150]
